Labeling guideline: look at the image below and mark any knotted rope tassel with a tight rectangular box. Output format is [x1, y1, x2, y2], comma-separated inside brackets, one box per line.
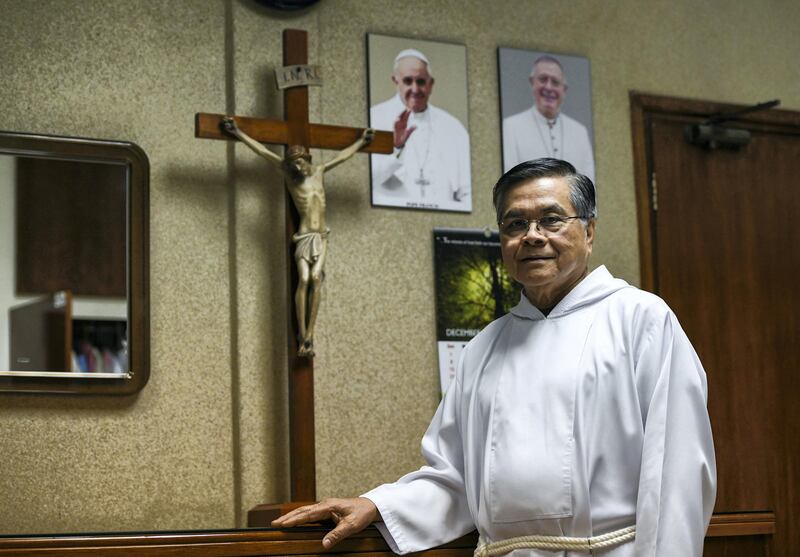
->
[474, 525, 635, 556]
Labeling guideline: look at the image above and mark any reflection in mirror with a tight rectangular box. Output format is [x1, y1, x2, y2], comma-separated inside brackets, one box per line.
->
[1, 154, 127, 372]
[0, 130, 149, 394]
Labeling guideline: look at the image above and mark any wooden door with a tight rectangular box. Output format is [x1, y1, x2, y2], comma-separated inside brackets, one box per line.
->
[15, 156, 127, 297]
[631, 93, 800, 556]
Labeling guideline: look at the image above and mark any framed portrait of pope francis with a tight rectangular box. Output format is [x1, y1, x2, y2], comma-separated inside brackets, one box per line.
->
[498, 47, 596, 184]
[367, 33, 472, 213]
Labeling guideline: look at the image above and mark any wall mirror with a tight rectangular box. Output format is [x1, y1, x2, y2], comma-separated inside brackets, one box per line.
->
[0, 130, 149, 394]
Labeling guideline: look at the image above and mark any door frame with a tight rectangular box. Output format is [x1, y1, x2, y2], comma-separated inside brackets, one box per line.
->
[628, 92, 800, 548]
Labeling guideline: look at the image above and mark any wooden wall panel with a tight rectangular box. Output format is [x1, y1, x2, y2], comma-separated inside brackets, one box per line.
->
[16, 157, 127, 297]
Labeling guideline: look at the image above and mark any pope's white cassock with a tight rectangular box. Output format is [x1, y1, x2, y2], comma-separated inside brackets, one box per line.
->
[503, 108, 596, 184]
[370, 95, 471, 212]
[364, 266, 716, 556]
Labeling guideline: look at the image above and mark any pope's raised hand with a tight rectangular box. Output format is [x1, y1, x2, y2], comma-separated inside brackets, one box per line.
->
[393, 109, 416, 148]
[271, 497, 380, 549]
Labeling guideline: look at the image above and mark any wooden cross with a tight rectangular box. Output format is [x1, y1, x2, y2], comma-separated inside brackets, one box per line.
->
[195, 29, 392, 515]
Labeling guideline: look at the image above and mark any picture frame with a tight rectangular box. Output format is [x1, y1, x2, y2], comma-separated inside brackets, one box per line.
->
[498, 47, 596, 184]
[367, 33, 472, 212]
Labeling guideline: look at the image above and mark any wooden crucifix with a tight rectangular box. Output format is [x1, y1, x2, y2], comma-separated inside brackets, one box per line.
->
[195, 29, 392, 515]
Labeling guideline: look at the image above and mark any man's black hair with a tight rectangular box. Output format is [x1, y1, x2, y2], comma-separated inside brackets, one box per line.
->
[493, 158, 597, 224]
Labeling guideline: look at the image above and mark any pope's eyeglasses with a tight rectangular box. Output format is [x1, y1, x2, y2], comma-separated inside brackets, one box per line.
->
[401, 77, 430, 87]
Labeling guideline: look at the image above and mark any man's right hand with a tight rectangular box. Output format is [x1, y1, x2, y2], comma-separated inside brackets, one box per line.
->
[393, 109, 416, 148]
[271, 497, 381, 549]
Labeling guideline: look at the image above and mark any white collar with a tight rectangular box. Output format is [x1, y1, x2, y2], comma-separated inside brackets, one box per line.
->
[510, 265, 630, 320]
[531, 106, 559, 127]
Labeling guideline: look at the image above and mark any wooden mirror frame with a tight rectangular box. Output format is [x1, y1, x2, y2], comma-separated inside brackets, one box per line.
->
[0, 130, 149, 395]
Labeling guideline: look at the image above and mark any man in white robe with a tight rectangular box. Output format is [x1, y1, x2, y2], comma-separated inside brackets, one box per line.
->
[370, 49, 471, 212]
[502, 56, 595, 183]
[273, 159, 716, 556]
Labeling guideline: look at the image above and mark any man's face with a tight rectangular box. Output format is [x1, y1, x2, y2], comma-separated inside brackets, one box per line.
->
[499, 176, 594, 308]
[392, 57, 434, 113]
[530, 61, 567, 120]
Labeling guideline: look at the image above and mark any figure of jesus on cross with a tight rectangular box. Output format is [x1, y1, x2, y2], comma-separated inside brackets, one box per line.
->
[196, 28, 393, 504]
[222, 117, 374, 357]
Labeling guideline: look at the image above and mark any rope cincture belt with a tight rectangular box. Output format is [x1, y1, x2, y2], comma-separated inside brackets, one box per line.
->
[474, 525, 635, 556]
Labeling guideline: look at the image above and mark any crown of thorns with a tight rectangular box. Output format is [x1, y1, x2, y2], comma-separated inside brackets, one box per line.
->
[286, 145, 311, 161]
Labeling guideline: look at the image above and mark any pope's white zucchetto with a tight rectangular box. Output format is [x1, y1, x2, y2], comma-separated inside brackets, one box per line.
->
[393, 48, 433, 76]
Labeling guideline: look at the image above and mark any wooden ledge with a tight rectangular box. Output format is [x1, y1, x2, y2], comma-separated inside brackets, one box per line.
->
[0, 513, 773, 555]
[706, 512, 776, 537]
[0, 527, 478, 556]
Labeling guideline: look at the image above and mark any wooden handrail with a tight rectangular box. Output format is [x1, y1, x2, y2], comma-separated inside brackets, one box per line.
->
[0, 526, 476, 556]
[0, 513, 774, 556]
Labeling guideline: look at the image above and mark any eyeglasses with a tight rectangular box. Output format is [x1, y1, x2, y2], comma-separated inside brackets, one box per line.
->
[533, 75, 564, 88]
[401, 77, 431, 87]
[498, 215, 587, 237]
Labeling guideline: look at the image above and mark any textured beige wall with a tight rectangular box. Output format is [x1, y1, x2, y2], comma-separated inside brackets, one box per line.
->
[0, 0, 798, 535]
[0, 0, 235, 533]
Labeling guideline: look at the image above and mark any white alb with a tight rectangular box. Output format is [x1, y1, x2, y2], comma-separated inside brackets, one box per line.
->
[364, 266, 716, 556]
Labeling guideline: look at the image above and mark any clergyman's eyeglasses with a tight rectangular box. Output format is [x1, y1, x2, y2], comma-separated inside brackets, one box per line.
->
[498, 215, 587, 238]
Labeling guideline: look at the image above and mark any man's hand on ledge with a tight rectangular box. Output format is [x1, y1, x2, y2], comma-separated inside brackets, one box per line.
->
[271, 497, 381, 549]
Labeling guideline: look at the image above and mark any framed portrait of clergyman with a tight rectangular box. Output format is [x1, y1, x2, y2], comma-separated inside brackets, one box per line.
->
[367, 33, 472, 213]
[498, 48, 596, 184]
